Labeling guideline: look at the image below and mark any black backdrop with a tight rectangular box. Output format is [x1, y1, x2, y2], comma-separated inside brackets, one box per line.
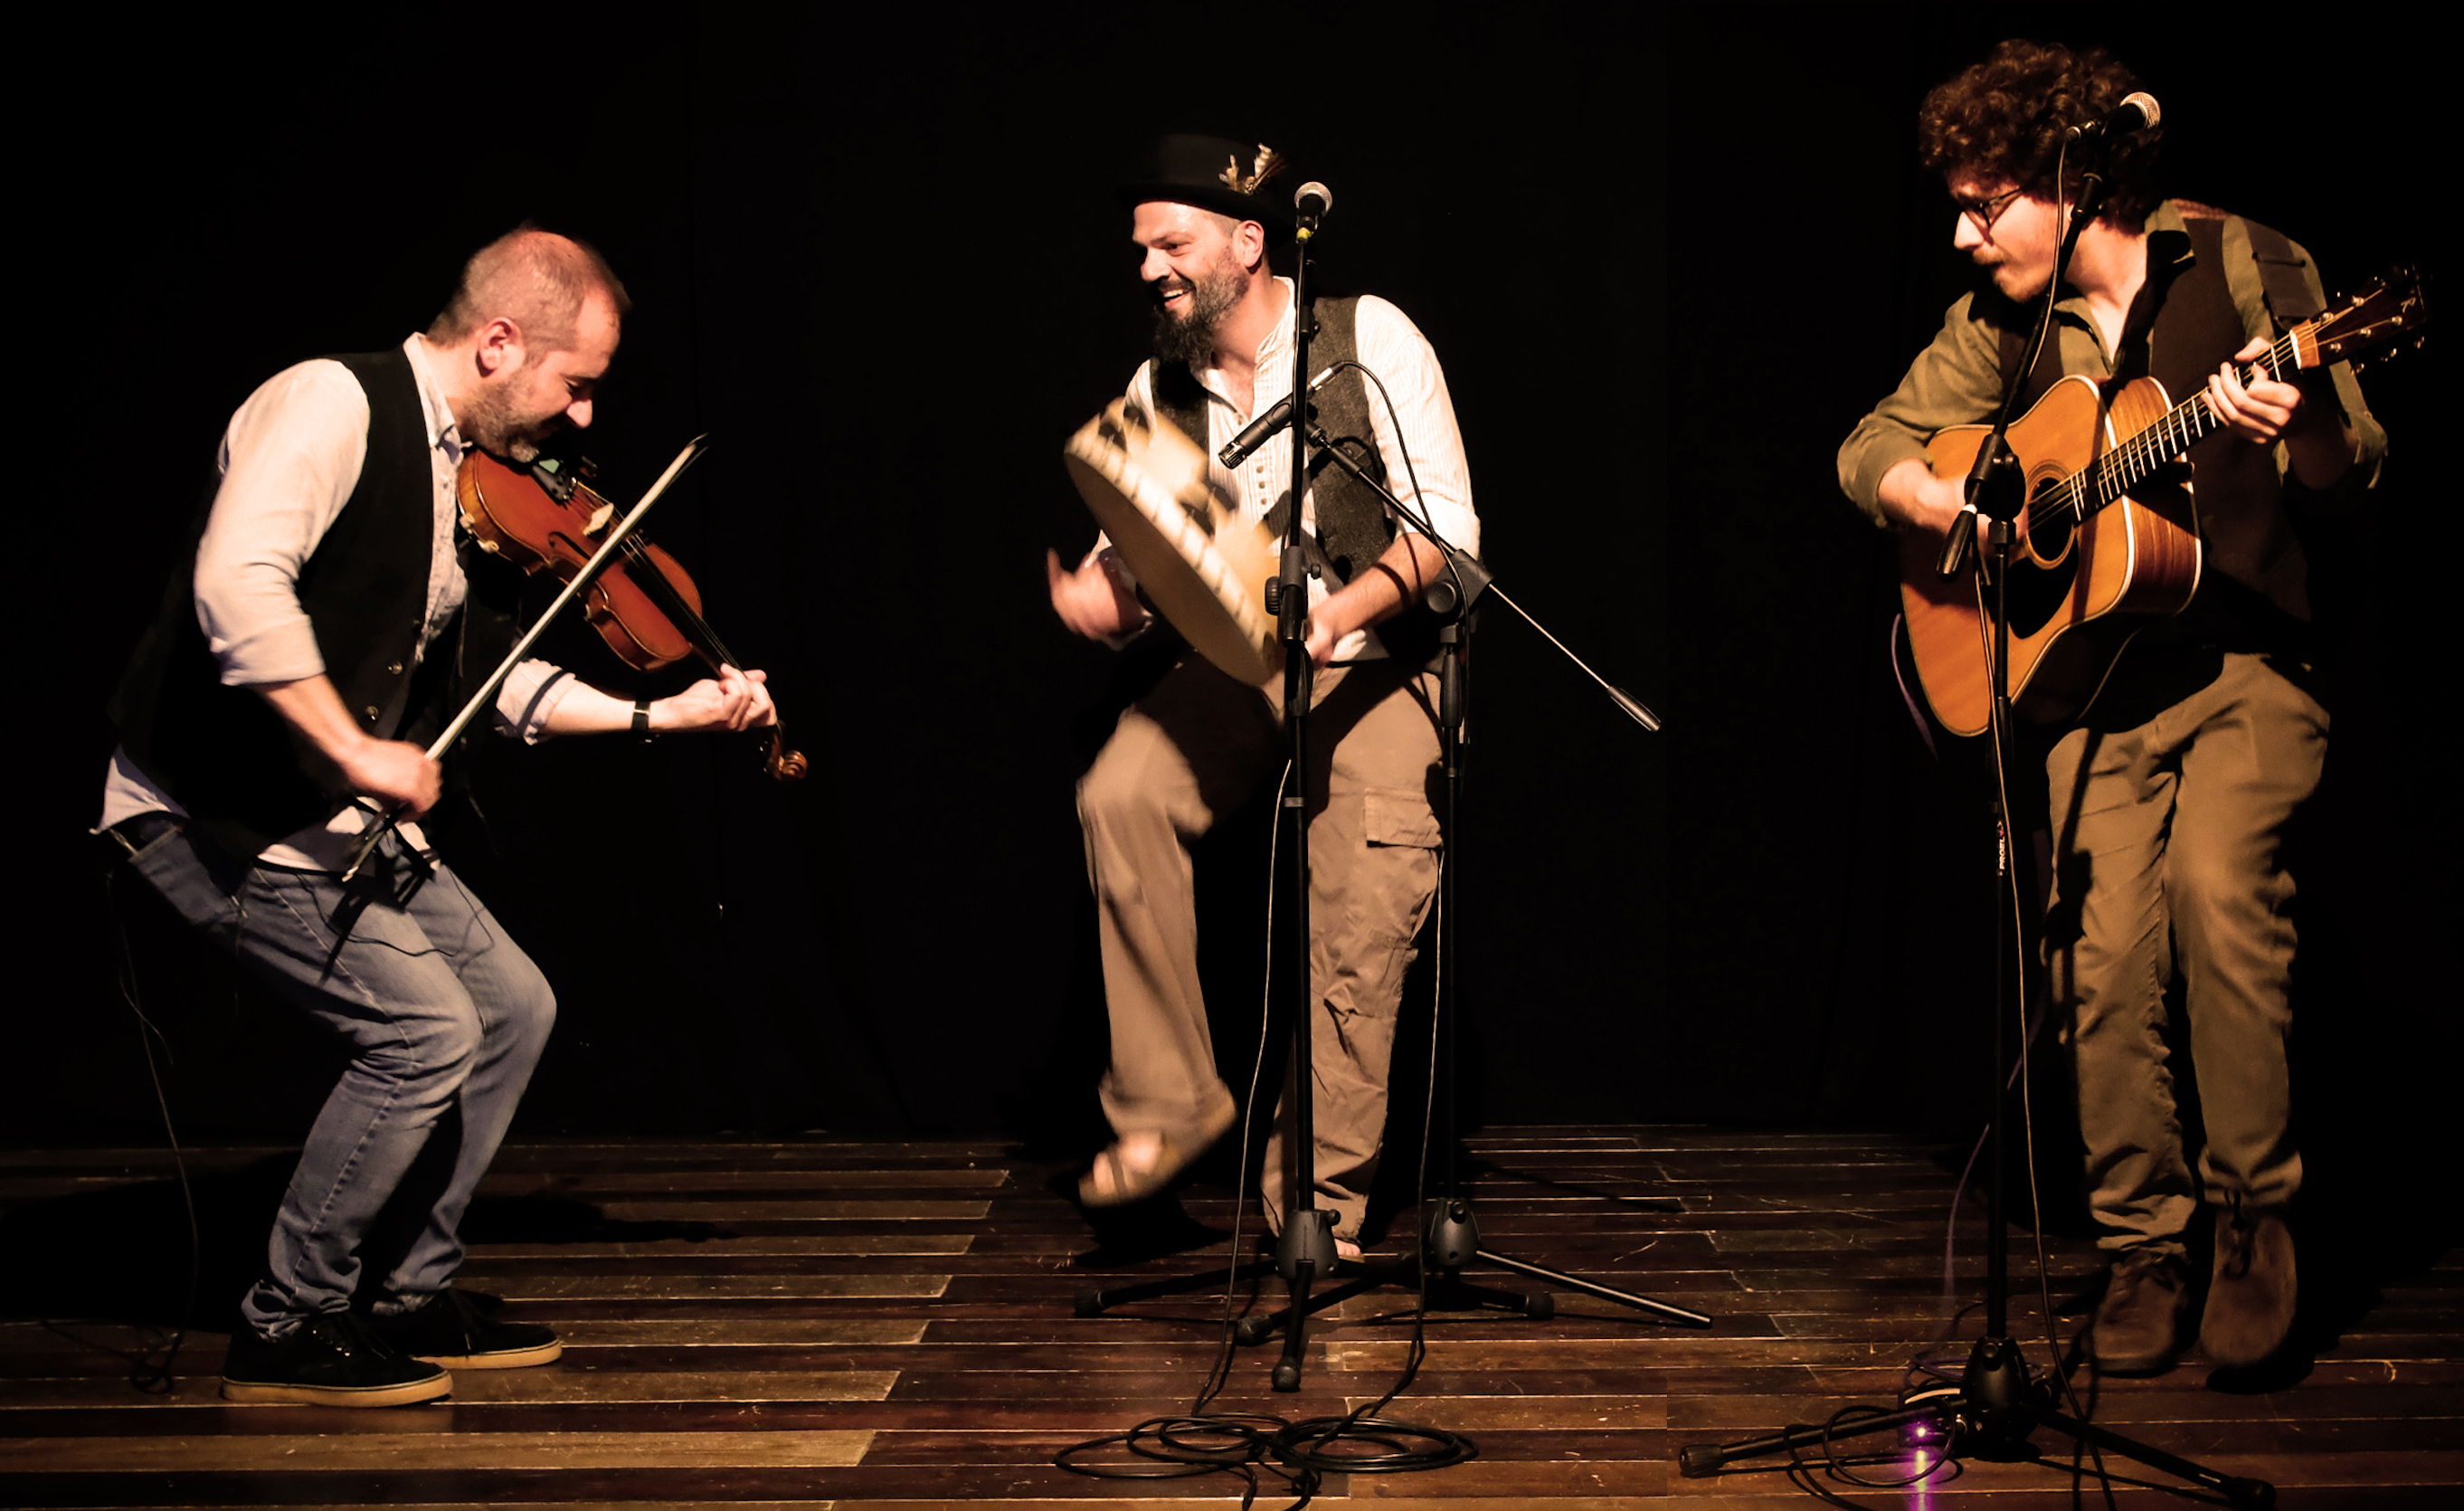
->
[20, 7, 2444, 1191]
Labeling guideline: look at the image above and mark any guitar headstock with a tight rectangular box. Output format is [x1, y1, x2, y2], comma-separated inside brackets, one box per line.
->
[2294, 265, 2431, 371]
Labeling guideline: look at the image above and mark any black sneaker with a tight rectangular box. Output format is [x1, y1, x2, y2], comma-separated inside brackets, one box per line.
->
[221, 1311, 452, 1406]
[370, 1286, 562, 1369]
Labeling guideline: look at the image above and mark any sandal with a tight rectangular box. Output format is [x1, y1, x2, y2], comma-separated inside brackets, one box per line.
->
[1077, 1103, 1236, 1207]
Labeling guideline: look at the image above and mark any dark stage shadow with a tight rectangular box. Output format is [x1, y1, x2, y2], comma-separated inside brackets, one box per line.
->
[1047, 1165, 1237, 1269]
[0, 1155, 725, 1333]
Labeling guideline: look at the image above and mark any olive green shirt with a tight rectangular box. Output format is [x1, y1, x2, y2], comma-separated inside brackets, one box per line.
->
[1837, 200, 2385, 622]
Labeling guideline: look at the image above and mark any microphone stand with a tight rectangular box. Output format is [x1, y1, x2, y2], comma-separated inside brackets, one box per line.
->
[1256, 200, 1332, 1392]
[1681, 147, 2269, 1508]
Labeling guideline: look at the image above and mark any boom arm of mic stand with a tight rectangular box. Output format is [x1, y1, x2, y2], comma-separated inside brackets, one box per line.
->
[338, 435, 712, 883]
[1300, 423, 1662, 732]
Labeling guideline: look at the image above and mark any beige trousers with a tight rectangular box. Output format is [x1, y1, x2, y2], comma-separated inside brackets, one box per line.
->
[2045, 652, 2324, 1258]
[1078, 654, 1444, 1240]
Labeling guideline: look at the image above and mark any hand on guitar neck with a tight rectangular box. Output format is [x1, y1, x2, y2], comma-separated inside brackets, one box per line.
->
[2204, 337, 2359, 489]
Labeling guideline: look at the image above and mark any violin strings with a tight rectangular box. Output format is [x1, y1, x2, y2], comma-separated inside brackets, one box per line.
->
[616, 537, 744, 670]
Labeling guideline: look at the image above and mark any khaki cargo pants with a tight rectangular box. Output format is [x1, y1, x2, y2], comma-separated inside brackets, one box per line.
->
[1079, 654, 1444, 1240]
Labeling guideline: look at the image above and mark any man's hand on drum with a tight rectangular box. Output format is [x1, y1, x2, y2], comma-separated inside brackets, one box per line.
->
[1303, 533, 1449, 670]
[1046, 547, 1149, 640]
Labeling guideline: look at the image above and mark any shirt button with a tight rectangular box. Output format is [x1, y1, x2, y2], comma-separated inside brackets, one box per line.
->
[364, 706, 382, 721]
[387, 662, 404, 676]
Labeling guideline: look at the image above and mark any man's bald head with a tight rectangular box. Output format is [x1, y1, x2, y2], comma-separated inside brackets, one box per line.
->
[429, 227, 632, 351]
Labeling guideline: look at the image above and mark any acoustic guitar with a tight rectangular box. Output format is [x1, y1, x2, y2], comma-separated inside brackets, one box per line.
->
[1899, 266, 2427, 736]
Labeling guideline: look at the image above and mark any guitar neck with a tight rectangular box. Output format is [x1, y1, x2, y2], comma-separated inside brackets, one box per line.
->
[2052, 325, 2312, 528]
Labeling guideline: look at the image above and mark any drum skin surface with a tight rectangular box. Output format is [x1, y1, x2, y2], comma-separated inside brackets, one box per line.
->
[1063, 400, 1280, 686]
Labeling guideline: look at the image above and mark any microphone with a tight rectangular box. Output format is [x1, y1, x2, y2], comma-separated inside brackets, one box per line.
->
[1218, 365, 1339, 468]
[2067, 91, 2160, 143]
[1294, 181, 1332, 221]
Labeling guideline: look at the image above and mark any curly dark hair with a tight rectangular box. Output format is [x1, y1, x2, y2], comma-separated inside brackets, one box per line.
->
[1918, 40, 2161, 224]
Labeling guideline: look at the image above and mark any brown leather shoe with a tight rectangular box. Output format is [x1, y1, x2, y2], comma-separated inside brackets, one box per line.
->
[2202, 1204, 2296, 1368]
[2090, 1249, 2186, 1375]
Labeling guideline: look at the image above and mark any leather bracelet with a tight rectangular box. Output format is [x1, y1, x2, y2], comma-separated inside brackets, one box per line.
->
[631, 698, 654, 739]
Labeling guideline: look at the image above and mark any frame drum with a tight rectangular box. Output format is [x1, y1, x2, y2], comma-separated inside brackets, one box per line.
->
[1062, 400, 1279, 686]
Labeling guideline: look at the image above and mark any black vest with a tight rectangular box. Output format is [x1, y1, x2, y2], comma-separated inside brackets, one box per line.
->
[1995, 207, 2323, 670]
[112, 347, 445, 860]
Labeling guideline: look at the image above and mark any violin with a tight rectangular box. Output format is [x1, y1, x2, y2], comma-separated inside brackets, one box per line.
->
[454, 449, 808, 782]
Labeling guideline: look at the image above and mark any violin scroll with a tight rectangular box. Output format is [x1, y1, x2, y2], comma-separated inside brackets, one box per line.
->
[761, 733, 810, 782]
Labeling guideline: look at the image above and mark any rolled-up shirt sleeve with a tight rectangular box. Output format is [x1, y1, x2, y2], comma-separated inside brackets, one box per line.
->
[193, 360, 369, 685]
[1354, 296, 1479, 556]
[494, 659, 578, 743]
[1837, 293, 2006, 526]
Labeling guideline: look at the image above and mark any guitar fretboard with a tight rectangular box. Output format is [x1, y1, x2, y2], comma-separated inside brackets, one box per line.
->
[2032, 328, 2307, 531]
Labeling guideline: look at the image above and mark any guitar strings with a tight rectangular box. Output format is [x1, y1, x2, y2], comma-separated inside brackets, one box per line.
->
[2024, 328, 2304, 534]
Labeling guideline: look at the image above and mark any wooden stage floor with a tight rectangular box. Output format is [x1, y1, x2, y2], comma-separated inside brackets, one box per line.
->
[3, 1127, 2457, 1507]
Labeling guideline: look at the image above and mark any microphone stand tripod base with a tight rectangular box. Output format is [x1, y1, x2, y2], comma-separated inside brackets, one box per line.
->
[1677, 1332, 2276, 1508]
[1232, 1195, 1713, 1348]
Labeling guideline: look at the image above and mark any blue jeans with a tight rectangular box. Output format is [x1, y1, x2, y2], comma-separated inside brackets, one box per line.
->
[125, 822, 554, 1338]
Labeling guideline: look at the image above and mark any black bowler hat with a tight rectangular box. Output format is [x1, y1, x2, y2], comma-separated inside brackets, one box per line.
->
[1117, 133, 1295, 231]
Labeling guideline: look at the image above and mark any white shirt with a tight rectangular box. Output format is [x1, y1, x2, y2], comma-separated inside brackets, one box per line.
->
[99, 335, 573, 869]
[1118, 280, 1479, 663]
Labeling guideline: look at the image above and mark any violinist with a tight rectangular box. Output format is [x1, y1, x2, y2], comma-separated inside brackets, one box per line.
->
[99, 228, 775, 1407]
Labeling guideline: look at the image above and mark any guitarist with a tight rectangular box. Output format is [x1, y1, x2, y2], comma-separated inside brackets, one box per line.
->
[1838, 41, 2385, 1376]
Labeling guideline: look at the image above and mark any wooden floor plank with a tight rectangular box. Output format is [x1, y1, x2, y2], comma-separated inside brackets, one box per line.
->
[0, 1370, 899, 1409]
[479, 1169, 1011, 1193]
[465, 1234, 975, 1258]
[9, 1429, 875, 1471]
[469, 1275, 953, 1300]
[556, 1319, 930, 1347]
[592, 1200, 992, 1221]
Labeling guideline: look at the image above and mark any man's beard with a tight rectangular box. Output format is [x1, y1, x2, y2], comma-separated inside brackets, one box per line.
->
[460, 382, 561, 463]
[1149, 257, 1244, 370]
[1985, 258, 2052, 304]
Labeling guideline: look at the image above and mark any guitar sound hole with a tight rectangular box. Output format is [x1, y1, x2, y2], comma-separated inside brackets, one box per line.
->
[2021, 476, 2075, 565]
[2003, 543, 2080, 639]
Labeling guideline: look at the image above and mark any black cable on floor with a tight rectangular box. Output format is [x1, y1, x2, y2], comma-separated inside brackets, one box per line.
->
[43, 870, 206, 1396]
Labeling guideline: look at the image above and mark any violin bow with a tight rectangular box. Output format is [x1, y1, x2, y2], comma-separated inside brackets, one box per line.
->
[339, 435, 710, 885]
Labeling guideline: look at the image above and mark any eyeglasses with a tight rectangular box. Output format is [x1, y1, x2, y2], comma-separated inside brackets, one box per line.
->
[1951, 185, 2028, 233]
